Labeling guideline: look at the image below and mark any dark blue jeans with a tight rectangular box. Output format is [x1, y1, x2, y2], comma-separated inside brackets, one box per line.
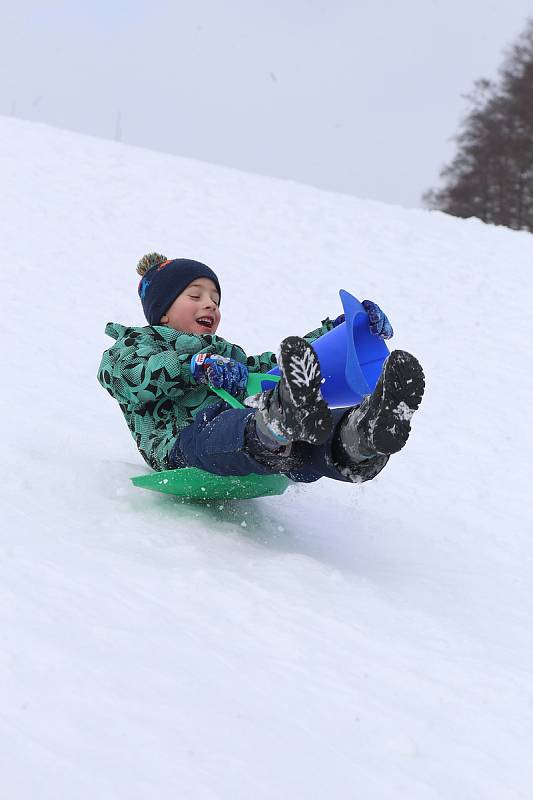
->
[170, 401, 388, 485]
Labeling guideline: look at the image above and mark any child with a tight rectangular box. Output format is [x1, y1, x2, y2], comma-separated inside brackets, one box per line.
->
[98, 253, 425, 486]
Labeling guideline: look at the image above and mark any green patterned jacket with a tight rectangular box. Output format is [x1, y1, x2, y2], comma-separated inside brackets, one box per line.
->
[97, 320, 335, 470]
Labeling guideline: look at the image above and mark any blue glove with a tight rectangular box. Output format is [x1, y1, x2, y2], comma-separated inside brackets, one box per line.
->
[362, 300, 393, 339]
[191, 353, 249, 397]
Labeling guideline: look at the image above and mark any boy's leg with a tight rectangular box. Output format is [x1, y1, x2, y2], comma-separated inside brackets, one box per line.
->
[283, 349, 425, 484]
[285, 350, 425, 483]
[172, 401, 382, 482]
[254, 336, 333, 446]
[251, 344, 425, 484]
[173, 345, 424, 484]
[284, 409, 390, 484]
[335, 350, 425, 463]
[171, 400, 301, 476]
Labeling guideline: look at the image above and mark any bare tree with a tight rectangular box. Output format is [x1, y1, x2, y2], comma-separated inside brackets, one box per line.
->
[424, 19, 533, 232]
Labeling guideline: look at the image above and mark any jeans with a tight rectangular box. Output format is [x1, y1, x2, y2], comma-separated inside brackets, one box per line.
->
[171, 400, 388, 484]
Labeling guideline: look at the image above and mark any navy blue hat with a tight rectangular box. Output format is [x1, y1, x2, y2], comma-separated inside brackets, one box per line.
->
[138, 257, 221, 326]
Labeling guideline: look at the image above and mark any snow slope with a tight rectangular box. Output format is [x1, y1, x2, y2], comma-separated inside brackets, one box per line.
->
[1, 116, 532, 800]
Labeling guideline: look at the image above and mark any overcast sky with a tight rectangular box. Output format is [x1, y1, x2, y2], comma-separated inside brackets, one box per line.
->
[1, 0, 532, 207]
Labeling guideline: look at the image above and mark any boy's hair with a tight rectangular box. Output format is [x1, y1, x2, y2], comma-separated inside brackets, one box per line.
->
[136, 252, 221, 326]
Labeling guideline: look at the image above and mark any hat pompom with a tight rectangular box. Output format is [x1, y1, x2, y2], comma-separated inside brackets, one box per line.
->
[136, 252, 168, 277]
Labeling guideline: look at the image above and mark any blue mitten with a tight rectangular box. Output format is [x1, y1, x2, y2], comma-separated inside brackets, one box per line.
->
[362, 300, 393, 339]
[191, 353, 249, 398]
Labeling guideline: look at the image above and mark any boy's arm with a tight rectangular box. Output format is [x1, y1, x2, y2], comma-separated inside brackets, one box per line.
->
[205, 334, 278, 375]
[302, 318, 336, 344]
[98, 327, 208, 408]
[244, 350, 279, 374]
[242, 322, 335, 373]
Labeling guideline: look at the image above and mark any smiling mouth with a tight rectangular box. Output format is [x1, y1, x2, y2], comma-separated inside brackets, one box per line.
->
[196, 317, 214, 329]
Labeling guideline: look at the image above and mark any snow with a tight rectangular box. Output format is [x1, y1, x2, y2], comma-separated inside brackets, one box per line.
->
[1, 115, 533, 799]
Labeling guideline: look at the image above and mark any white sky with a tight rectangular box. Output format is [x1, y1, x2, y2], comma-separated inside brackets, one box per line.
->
[1, 0, 531, 207]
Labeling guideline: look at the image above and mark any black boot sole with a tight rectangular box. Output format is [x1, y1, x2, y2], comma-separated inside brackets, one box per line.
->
[276, 336, 333, 445]
[364, 350, 425, 455]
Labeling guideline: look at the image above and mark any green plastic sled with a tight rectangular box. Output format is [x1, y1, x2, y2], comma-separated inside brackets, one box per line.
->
[131, 467, 290, 501]
[131, 373, 290, 500]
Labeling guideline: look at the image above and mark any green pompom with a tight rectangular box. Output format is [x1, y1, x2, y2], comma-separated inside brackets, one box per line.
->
[136, 252, 168, 276]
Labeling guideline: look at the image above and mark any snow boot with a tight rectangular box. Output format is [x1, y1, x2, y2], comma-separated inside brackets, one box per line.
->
[253, 336, 333, 447]
[335, 349, 425, 461]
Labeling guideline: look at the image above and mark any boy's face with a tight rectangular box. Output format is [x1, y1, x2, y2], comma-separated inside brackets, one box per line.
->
[160, 277, 221, 335]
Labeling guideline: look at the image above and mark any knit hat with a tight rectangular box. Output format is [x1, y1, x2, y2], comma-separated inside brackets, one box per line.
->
[137, 253, 221, 326]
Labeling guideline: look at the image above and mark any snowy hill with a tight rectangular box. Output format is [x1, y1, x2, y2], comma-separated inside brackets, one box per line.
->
[1, 115, 532, 800]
